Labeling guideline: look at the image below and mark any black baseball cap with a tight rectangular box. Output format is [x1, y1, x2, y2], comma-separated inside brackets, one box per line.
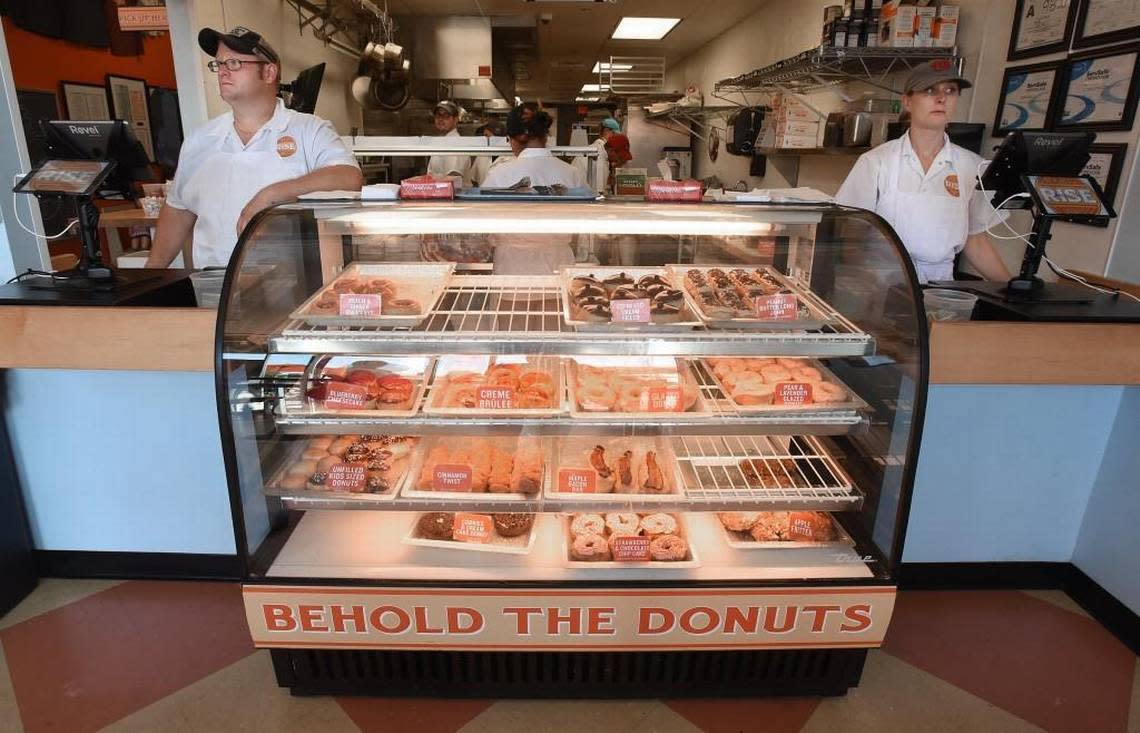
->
[198, 26, 280, 64]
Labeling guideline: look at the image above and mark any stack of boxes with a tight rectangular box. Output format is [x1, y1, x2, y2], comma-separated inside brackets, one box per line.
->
[823, 1, 958, 49]
[756, 95, 820, 150]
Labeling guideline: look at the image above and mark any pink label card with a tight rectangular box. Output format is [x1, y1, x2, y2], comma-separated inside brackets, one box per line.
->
[774, 382, 813, 406]
[432, 464, 473, 492]
[338, 293, 382, 317]
[610, 298, 651, 323]
[323, 381, 370, 410]
[611, 535, 652, 562]
[558, 468, 597, 494]
[753, 294, 798, 320]
[453, 513, 494, 543]
[640, 385, 684, 413]
[476, 386, 515, 410]
[327, 463, 367, 492]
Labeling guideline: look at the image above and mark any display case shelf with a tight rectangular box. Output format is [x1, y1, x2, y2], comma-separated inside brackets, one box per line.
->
[715, 46, 960, 94]
[267, 276, 874, 357]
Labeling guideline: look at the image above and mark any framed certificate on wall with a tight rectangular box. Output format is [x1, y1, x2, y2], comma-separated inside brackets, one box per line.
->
[1054, 44, 1140, 130]
[1008, 0, 1079, 61]
[994, 62, 1062, 135]
[60, 81, 110, 121]
[1074, 0, 1140, 49]
[1082, 142, 1127, 205]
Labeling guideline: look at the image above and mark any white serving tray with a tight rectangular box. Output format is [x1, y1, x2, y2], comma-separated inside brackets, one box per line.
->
[560, 266, 701, 332]
[284, 356, 435, 419]
[400, 436, 550, 503]
[719, 514, 856, 550]
[263, 437, 419, 503]
[423, 356, 566, 418]
[291, 262, 454, 329]
[699, 358, 868, 415]
[666, 264, 834, 331]
[565, 358, 710, 421]
[403, 513, 539, 555]
[546, 437, 683, 503]
[562, 513, 700, 568]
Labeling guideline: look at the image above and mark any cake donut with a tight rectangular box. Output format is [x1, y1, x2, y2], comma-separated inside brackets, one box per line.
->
[605, 513, 641, 536]
[492, 513, 534, 537]
[649, 534, 688, 561]
[418, 512, 455, 540]
[639, 513, 678, 537]
[570, 533, 611, 561]
[571, 513, 605, 537]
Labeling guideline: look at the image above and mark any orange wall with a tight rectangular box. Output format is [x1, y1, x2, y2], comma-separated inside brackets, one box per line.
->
[4, 17, 177, 95]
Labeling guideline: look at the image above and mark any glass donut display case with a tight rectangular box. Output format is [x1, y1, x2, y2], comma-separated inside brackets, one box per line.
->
[216, 199, 928, 697]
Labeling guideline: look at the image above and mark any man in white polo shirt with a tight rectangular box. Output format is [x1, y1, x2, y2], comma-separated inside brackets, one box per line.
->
[146, 26, 362, 268]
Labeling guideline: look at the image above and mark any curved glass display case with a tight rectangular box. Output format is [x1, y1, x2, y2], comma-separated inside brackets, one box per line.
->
[216, 200, 927, 697]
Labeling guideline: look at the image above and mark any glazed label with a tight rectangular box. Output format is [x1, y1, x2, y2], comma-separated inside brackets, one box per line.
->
[753, 294, 798, 320]
[774, 382, 813, 405]
[339, 293, 382, 317]
[324, 381, 370, 410]
[788, 513, 826, 541]
[641, 385, 683, 412]
[453, 513, 494, 543]
[610, 298, 651, 323]
[476, 386, 515, 410]
[558, 468, 597, 494]
[432, 464, 473, 492]
[327, 463, 367, 491]
[611, 535, 652, 562]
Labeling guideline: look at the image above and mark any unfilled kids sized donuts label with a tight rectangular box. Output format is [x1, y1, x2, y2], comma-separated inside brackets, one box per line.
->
[611, 535, 652, 561]
[476, 386, 515, 410]
[610, 298, 651, 323]
[324, 381, 370, 410]
[558, 468, 597, 493]
[641, 385, 684, 412]
[432, 464, 473, 491]
[774, 382, 813, 406]
[326, 463, 367, 491]
[453, 513, 494, 543]
[753, 294, 798, 320]
[338, 293, 382, 317]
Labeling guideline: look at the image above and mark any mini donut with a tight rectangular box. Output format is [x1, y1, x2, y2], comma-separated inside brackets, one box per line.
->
[649, 534, 688, 561]
[278, 474, 308, 490]
[571, 513, 605, 537]
[814, 381, 847, 403]
[571, 533, 611, 561]
[744, 358, 776, 370]
[718, 512, 762, 532]
[577, 384, 617, 412]
[312, 295, 337, 312]
[382, 298, 422, 316]
[308, 436, 334, 450]
[733, 383, 775, 406]
[639, 513, 678, 537]
[289, 459, 319, 476]
[605, 513, 641, 536]
[493, 513, 534, 537]
[316, 456, 341, 473]
[792, 366, 823, 382]
[776, 358, 805, 370]
[760, 365, 793, 384]
[301, 447, 327, 460]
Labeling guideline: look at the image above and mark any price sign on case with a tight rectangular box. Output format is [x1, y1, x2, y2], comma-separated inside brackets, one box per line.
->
[754, 294, 798, 320]
[339, 293, 382, 317]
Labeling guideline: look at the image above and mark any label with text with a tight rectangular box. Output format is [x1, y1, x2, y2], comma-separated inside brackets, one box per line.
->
[327, 463, 367, 492]
[558, 468, 597, 494]
[1030, 176, 1106, 217]
[640, 385, 684, 412]
[323, 381, 371, 410]
[611, 535, 652, 562]
[788, 512, 827, 541]
[432, 464, 473, 492]
[774, 382, 813, 406]
[476, 386, 515, 410]
[453, 513, 494, 543]
[754, 294, 799, 320]
[338, 293, 382, 317]
[611, 298, 651, 323]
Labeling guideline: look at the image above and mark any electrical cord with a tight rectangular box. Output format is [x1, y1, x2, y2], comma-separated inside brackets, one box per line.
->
[10, 174, 78, 240]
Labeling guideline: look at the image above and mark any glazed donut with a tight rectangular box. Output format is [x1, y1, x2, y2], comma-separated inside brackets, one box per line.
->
[308, 436, 334, 450]
[516, 389, 550, 409]
[382, 298, 422, 316]
[605, 513, 641, 536]
[733, 383, 775, 406]
[577, 384, 617, 412]
[617, 392, 644, 413]
[570, 533, 611, 561]
[364, 278, 396, 296]
[814, 381, 847, 403]
[316, 456, 341, 474]
[639, 513, 678, 537]
[445, 386, 479, 409]
[312, 295, 337, 312]
[649, 534, 688, 561]
[776, 358, 804, 370]
[278, 474, 308, 490]
[744, 358, 776, 370]
[718, 512, 762, 532]
[792, 366, 823, 383]
[570, 513, 605, 537]
[302, 447, 327, 460]
[290, 459, 319, 476]
[760, 365, 793, 384]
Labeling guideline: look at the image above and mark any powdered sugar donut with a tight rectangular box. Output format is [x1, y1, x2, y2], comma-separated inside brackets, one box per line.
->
[571, 513, 605, 537]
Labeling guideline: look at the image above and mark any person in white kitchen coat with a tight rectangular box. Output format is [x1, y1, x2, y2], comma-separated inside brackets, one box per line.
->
[835, 61, 1009, 284]
[146, 26, 362, 269]
[426, 100, 473, 186]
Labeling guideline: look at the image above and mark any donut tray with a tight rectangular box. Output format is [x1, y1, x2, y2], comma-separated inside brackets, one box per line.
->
[565, 358, 711, 422]
[562, 513, 700, 568]
[546, 437, 683, 504]
[423, 355, 566, 418]
[262, 436, 418, 504]
[400, 436, 551, 503]
[290, 262, 455, 329]
[403, 513, 539, 555]
[560, 267, 702, 332]
[719, 513, 856, 550]
[274, 356, 434, 420]
[694, 358, 868, 415]
[665, 265, 836, 331]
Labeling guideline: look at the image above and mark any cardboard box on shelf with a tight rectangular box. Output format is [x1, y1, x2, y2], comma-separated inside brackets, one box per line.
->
[775, 120, 821, 137]
[881, 5, 917, 47]
[914, 6, 937, 47]
[934, 4, 959, 47]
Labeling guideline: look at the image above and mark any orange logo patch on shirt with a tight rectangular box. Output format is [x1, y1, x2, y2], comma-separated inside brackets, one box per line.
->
[276, 135, 297, 158]
[944, 174, 960, 197]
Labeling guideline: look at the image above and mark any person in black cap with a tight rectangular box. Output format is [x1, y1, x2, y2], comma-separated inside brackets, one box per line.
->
[836, 60, 1009, 283]
[426, 100, 472, 185]
[146, 26, 362, 269]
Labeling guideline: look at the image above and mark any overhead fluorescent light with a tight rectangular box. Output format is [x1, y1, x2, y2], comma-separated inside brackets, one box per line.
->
[611, 17, 680, 40]
[576, 96, 601, 102]
[592, 61, 634, 73]
[580, 83, 610, 92]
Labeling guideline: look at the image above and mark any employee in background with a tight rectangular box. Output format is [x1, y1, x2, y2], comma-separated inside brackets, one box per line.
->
[426, 100, 472, 186]
[146, 26, 362, 269]
[600, 117, 633, 170]
[835, 61, 1009, 284]
[470, 120, 507, 187]
[573, 123, 610, 194]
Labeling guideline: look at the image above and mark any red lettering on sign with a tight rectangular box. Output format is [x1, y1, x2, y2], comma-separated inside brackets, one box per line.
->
[638, 607, 675, 634]
[754, 293, 798, 320]
[764, 606, 797, 633]
[503, 607, 543, 635]
[369, 605, 411, 634]
[447, 607, 484, 634]
[330, 605, 366, 633]
[414, 606, 444, 634]
[802, 604, 842, 632]
[432, 464, 473, 491]
[546, 607, 583, 635]
[263, 604, 296, 631]
[299, 605, 328, 632]
[679, 607, 720, 635]
[841, 604, 873, 633]
[587, 607, 616, 635]
[611, 298, 651, 323]
[723, 606, 761, 634]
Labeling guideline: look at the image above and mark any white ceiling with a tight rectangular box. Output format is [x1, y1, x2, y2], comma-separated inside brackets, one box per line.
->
[385, 0, 769, 99]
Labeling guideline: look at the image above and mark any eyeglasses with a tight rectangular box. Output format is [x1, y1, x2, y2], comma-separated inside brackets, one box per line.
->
[915, 84, 961, 98]
[207, 59, 269, 72]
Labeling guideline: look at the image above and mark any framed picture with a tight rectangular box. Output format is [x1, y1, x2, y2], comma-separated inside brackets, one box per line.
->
[60, 81, 110, 121]
[1008, 0, 1079, 61]
[993, 62, 1062, 135]
[1082, 142, 1126, 206]
[106, 74, 155, 161]
[1074, 0, 1140, 49]
[1054, 44, 1140, 130]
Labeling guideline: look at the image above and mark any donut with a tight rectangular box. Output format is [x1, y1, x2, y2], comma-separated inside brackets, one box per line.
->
[382, 298, 422, 316]
[639, 513, 678, 537]
[519, 370, 555, 393]
[516, 389, 550, 409]
[760, 365, 793, 384]
[718, 512, 762, 531]
[733, 383, 775, 406]
[316, 456, 340, 473]
[363, 278, 396, 296]
[278, 474, 307, 490]
[577, 384, 617, 412]
[308, 436, 334, 450]
[744, 358, 777, 370]
[814, 381, 847, 403]
[570, 513, 605, 537]
[301, 447, 327, 460]
[792, 366, 823, 383]
[312, 295, 337, 312]
[570, 533, 611, 561]
[776, 358, 804, 369]
[493, 513, 534, 537]
[445, 386, 478, 409]
[447, 371, 483, 385]
[649, 534, 688, 561]
[330, 278, 357, 293]
[605, 513, 641, 536]
[290, 459, 319, 475]
[418, 512, 455, 540]
[749, 512, 790, 541]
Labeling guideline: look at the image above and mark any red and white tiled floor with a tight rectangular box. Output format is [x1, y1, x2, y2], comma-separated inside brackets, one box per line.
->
[0, 580, 1137, 732]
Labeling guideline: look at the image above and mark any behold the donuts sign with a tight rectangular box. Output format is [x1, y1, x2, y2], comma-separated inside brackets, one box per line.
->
[243, 586, 896, 650]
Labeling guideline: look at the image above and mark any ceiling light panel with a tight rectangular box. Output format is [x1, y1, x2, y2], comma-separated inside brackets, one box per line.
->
[611, 17, 680, 40]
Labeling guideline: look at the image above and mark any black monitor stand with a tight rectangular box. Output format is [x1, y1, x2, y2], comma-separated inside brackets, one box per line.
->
[1000, 214, 1096, 304]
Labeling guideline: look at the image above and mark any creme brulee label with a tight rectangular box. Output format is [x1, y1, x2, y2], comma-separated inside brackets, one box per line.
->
[432, 464, 473, 492]
[640, 386, 683, 412]
[453, 513, 494, 543]
[327, 463, 367, 491]
[754, 294, 798, 320]
[339, 293, 382, 317]
[476, 386, 515, 410]
[611, 535, 652, 562]
[774, 382, 813, 406]
[558, 468, 597, 494]
[610, 298, 651, 323]
[324, 381, 370, 410]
